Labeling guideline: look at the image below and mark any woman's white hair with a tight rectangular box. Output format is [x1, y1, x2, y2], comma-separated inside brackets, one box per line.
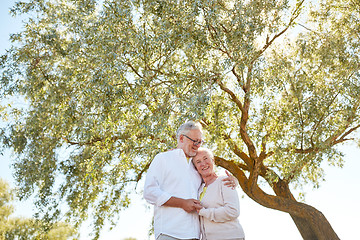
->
[176, 121, 203, 143]
[195, 147, 214, 160]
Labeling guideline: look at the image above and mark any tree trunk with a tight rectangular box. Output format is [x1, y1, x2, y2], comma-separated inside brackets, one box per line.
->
[216, 159, 340, 240]
[254, 185, 340, 240]
[290, 210, 339, 240]
[272, 179, 340, 240]
[291, 214, 318, 239]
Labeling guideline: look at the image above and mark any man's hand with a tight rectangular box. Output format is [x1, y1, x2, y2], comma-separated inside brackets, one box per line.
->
[164, 197, 203, 213]
[181, 199, 203, 213]
[222, 170, 238, 189]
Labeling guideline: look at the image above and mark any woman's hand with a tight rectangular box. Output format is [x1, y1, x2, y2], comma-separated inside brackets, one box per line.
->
[196, 203, 204, 213]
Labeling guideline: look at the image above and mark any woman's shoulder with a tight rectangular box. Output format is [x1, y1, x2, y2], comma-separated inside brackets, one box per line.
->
[216, 175, 238, 192]
[217, 175, 228, 181]
[213, 175, 229, 185]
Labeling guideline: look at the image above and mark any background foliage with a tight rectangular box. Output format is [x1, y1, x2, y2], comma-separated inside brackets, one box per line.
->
[0, 179, 77, 240]
[0, 0, 359, 238]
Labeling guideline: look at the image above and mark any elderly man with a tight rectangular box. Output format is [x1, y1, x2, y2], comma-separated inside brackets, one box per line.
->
[143, 121, 235, 240]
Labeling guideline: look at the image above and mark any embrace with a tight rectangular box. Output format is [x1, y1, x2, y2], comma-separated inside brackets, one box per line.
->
[144, 121, 245, 240]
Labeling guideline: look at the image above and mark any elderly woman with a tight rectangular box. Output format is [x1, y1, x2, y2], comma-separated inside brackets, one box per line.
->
[192, 147, 245, 240]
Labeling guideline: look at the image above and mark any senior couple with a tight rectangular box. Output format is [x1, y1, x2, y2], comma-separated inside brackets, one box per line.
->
[143, 121, 245, 240]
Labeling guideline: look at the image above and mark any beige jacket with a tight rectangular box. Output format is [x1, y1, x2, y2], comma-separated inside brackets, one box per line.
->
[198, 176, 245, 240]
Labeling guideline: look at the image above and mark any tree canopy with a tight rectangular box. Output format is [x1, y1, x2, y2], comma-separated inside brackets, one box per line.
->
[1, 0, 359, 239]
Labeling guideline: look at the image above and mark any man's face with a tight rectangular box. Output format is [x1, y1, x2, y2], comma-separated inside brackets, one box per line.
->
[180, 129, 203, 158]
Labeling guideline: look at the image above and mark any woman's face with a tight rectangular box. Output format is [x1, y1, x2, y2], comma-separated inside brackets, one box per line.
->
[193, 151, 214, 177]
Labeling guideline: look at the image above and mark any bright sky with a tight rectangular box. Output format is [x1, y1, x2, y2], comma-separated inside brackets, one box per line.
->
[1, 1, 359, 239]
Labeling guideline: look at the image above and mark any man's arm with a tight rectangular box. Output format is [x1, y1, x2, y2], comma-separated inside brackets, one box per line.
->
[164, 197, 202, 213]
[143, 154, 202, 213]
[222, 170, 238, 189]
[143, 155, 172, 206]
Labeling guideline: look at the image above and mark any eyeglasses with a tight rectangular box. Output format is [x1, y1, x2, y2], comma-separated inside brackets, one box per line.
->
[183, 134, 205, 146]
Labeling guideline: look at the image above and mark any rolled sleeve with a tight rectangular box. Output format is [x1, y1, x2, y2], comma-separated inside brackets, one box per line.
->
[143, 154, 172, 207]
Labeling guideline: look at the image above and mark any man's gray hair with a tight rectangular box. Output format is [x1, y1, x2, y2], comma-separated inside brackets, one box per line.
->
[176, 121, 203, 142]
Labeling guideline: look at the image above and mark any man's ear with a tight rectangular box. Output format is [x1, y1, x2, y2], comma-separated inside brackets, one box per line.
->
[179, 134, 184, 143]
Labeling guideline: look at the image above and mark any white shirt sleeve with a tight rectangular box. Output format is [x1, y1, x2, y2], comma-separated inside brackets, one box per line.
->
[143, 154, 172, 207]
[198, 181, 240, 222]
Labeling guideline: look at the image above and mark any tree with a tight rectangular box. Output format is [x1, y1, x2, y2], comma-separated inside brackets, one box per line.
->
[0, 179, 78, 240]
[1, 0, 359, 239]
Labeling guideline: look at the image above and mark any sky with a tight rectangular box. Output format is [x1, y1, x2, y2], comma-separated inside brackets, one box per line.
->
[1, 1, 359, 239]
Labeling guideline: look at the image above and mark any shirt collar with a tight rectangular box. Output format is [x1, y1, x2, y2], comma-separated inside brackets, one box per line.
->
[176, 148, 193, 164]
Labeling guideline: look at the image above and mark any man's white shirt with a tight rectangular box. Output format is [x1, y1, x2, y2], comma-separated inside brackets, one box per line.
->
[143, 149, 202, 239]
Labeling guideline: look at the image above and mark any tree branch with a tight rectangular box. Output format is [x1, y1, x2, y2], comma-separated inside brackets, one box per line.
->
[216, 79, 245, 114]
[61, 133, 168, 147]
[221, 132, 254, 168]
